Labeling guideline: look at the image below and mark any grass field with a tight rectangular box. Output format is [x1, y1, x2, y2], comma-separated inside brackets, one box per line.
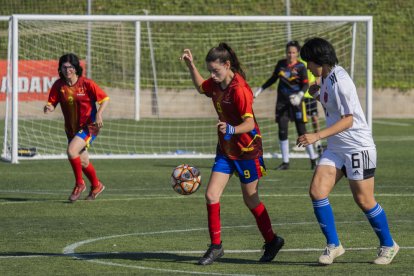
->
[0, 118, 413, 275]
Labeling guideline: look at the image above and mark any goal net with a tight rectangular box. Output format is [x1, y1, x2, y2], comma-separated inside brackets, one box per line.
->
[2, 15, 372, 163]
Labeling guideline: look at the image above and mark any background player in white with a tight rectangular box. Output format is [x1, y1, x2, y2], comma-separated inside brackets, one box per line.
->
[297, 37, 399, 265]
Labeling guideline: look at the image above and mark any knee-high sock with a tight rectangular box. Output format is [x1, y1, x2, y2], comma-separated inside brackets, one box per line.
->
[306, 144, 317, 160]
[365, 203, 394, 247]
[279, 139, 289, 163]
[250, 202, 275, 242]
[313, 198, 340, 246]
[207, 202, 221, 245]
[82, 162, 99, 187]
[69, 156, 83, 185]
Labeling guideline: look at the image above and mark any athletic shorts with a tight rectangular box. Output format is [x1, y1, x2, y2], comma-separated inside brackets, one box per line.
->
[318, 148, 376, 180]
[305, 98, 318, 117]
[212, 154, 266, 184]
[68, 124, 99, 148]
[275, 98, 307, 123]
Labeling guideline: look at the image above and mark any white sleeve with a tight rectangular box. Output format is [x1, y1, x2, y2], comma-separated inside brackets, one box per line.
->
[335, 69, 356, 116]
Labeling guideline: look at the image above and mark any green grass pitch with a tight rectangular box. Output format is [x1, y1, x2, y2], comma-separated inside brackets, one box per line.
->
[0, 119, 413, 275]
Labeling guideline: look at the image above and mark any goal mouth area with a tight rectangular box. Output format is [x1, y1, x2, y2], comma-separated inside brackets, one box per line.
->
[2, 15, 372, 163]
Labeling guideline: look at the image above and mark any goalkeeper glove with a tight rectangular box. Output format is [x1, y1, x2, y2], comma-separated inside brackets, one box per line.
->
[224, 123, 235, 141]
[289, 91, 304, 106]
[254, 87, 263, 98]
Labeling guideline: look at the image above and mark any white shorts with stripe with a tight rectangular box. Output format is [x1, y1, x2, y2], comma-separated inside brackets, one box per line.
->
[318, 148, 376, 180]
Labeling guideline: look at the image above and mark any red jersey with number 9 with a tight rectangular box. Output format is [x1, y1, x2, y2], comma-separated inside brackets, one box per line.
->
[201, 73, 263, 160]
[47, 76, 109, 139]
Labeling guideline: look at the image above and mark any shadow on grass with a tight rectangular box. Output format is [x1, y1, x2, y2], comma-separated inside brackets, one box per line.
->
[0, 252, 64, 257]
[71, 252, 324, 266]
[0, 197, 71, 203]
[0, 251, 372, 266]
[0, 197, 32, 202]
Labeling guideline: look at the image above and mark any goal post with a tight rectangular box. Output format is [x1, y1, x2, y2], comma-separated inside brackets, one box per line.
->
[2, 15, 373, 163]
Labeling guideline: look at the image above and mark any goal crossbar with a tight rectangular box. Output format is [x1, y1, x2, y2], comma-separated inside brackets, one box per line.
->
[4, 15, 373, 163]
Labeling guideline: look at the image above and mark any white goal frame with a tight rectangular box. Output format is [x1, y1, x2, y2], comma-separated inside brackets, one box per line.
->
[5, 15, 373, 163]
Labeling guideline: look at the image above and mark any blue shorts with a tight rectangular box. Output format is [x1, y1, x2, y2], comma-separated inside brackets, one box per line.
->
[68, 124, 99, 148]
[212, 154, 266, 184]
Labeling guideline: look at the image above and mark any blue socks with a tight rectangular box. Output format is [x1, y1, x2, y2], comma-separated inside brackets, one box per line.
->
[365, 203, 394, 247]
[313, 198, 340, 246]
[313, 199, 393, 247]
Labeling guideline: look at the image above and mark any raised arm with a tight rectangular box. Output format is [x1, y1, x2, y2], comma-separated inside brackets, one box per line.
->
[181, 49, 205, 94]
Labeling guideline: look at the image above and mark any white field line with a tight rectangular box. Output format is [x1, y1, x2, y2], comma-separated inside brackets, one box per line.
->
[373, 120, 412, 127]
[2, 222, 412, 275]
[2, 246, 414, 260]
[61, 222, 412, 275]
[1, 192, 414, 205]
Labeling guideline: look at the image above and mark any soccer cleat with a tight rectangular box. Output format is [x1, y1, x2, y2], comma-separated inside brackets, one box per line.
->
[69, 183, 86, 202]
[373, 241, 399, 265]
[310, 159, 317, 170]
[85, 181, 105, 200]
[318, 243, 345, 265]
[198, 243, 224, 265]
[292, 145, 306, 152]
[259, 235, 285, 262]
[276, 162, 289, 170]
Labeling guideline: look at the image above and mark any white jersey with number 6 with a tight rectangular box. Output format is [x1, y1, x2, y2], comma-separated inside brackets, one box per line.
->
[320, 65, 375, 151]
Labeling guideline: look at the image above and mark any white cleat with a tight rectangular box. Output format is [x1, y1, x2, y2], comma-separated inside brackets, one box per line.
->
[373, 241, 400, 265]
[318, 243, 345, 265]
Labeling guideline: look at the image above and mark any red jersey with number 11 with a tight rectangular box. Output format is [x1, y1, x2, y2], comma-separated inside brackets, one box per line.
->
[201, 73, 263, 160]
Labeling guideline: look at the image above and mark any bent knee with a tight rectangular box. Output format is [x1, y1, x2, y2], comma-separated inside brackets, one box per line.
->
[309, 173, 336, 200]
[309, 185, 328, 200]
[353, 196, 377, 211]
[67, 148, 78, 159]
[205, 191, 220, 204]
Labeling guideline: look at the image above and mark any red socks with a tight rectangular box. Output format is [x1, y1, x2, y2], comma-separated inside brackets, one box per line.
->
[69, 157, 99, 187]
[207, 202, 275, 245]
[69, 157, 84, 185]
[207, 202, 221, 245]
[82, 162, 99, 187]
[250, 202, 275, 243]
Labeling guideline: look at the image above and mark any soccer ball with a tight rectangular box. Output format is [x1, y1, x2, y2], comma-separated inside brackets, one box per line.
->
[171, 164, 201, 195]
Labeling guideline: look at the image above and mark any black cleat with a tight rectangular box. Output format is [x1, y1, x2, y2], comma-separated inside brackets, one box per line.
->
[198, 243, 224, 265]
[276, 162, 289, 170]
[259, 236, 284, 262]
[310, 159, 317, 170]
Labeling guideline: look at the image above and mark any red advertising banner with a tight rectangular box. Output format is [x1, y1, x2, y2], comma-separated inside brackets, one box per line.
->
[0, 60, 85, 102]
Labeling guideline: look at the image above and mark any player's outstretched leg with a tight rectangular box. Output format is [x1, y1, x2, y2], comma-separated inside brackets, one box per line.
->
[198, 243, 224, 265]
[259, 235, 285, 262]
[318, 243, 345, 265]
[374, 240, 399, 265]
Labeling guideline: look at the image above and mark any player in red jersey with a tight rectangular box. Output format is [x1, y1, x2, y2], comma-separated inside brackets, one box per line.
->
[44, 53, 109, 202]
[181, 43, 284, 265]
